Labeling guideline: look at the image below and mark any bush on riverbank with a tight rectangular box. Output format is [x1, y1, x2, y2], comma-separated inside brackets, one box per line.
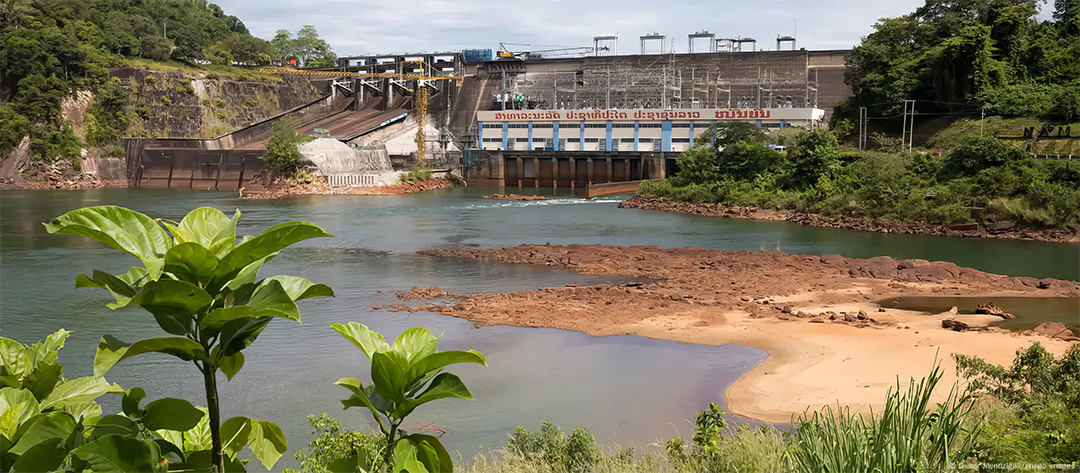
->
[642, 126, 1080, 228]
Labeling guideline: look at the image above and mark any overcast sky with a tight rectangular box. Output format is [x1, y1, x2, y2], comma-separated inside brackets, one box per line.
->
[216, 0, 931, 56]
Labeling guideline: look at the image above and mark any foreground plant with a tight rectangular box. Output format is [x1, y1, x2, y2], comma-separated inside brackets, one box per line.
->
[791, 362, 978, 472]
[1, 329, 208, 471]
[45, 206, 333, 471]
[331, 322, 487, 473]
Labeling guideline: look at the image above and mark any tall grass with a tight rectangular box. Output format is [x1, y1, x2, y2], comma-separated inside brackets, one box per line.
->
[790, 363, 978, 472]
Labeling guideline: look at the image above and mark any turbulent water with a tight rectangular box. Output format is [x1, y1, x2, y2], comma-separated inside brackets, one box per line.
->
[1, 186, 1076, 468]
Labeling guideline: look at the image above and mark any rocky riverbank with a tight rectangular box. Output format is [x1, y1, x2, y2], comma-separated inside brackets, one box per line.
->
[619, 195, 1080, 243]
[395, 244, 1078, 422]
[239, 178, 455, 199]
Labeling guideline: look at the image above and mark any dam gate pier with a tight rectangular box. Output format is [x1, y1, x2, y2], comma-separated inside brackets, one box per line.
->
[466, 150, 678, 189]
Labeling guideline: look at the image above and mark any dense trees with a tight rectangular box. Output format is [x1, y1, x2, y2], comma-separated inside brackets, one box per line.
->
[270, 26, 336, 68]
[0, 0, 281, 160]
[844, 0, 1080, 120]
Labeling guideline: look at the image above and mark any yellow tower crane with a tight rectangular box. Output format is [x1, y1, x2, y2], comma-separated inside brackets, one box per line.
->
[259, 64, 462, 170]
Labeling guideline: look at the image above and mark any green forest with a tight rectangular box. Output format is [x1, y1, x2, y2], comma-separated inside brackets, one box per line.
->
[0, 0, 336, 161]
[838, 0, 1079, 121]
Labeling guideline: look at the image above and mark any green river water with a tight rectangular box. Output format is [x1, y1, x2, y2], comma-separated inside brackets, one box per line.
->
[1, 186, 1077, 469]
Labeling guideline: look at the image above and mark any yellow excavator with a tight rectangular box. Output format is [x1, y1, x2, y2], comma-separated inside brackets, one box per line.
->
[259, 64, 461, 169]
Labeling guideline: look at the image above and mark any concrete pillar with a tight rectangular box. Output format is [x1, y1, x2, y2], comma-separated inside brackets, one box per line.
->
[606, 158, 613, 183]
[634, 121, 640, 152]
[516, 157, 523, 189]
[587, 158, 593, 184]
[605, 121, 613, 151]
[624, 158, 631, 181]
[533, 157, 539, 188]
[570, 158, 576, 189]
[552, 157, 558, 190]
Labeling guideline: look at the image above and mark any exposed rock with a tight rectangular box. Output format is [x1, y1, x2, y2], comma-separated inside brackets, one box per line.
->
[974, 302, 1015, 319]
[1033, 322, 1078, 341]
[843, 313, 857, 322]
[942, 319, 969, 331]
[857, 310, 868, 320]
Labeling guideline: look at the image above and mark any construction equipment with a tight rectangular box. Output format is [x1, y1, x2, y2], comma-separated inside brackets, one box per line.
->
[259, 65, 463, 169]
[497, 43, 602, 60]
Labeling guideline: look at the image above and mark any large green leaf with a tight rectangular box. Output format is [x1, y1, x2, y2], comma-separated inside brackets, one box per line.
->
[199, 307, 258, 337]
[392, 328, 440, 367]
[223, 255, 275, 292]
[247, 279, 301, 321]
[219, 353, 245, 381]
[0, 388, 39, 439]
[8, 411, 76, 455]
[23, 360, 62, 402]
[336, 377, 388, 433]
[0, 337, 29, 380]
[247, 419, 288, 470]
[121, 388, 146, 418]
[217, 221, 331, 276]
[178, 207, 240, 258]
[44, 206, 172, 277]
[332, 322, 389, 359]
[405, 351, 487, 388]
[220, 416, 253, 458]
[89, 414, 140, 439]
[76, 270, 138, 307]
[40, 376, 121, 411]
[371, 352, 408, 405]
[123, 280, 213, 336]
[94, 336, 208, 377]
[392, 373, 474, 420]
[72, 434, 164, 473]
[163, 242, 220, 282]
[141, 398, 203, 431]
[402, 434, 452, 473]
[59, 401, 102, 421]
[215, 317, 272, 357]
[391, 436, 445, 473]
[259, 276, 335, 301]
[9, 436, 68, 473]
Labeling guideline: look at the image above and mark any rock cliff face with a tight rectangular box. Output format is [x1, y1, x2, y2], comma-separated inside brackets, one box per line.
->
[114, 68, 321, 138]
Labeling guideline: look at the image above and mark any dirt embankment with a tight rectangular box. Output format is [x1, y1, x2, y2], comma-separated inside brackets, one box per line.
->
[239, 178, 455, 199]
[403, 244, 1078, 422]
[619, 195, 1080, 243]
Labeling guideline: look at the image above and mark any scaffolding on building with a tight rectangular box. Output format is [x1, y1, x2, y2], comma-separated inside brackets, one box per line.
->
[484, 50, 818, 111]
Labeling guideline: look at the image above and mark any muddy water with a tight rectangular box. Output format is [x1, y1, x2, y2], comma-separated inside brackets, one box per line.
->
[878, 296, 1080, 332]
[1, 187, 1076, 467]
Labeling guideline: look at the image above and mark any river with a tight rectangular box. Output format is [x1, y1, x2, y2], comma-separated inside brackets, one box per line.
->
[1, 187, 1076, 469]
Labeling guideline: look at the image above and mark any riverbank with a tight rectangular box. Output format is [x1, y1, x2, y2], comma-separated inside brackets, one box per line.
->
[619, 195, 1080, 243]
[239, 178, 455, 199]
[406, 244, 1078, 423]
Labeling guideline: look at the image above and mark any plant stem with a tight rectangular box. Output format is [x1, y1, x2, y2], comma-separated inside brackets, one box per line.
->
[384, 422, 399, 467]
[202, 361, 225, 473]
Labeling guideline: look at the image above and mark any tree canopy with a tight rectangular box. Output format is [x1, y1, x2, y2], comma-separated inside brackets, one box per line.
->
[0, 0, 286, 159]
[844, 0, 1080, 120]
[269, 25, 336, 68]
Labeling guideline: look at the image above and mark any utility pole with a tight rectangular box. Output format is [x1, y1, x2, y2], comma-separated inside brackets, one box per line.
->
[980, 107, 985, 137]
[163, 19, 166, 39]
[858, 106, 867, 151]
[902, 100, 916, 153]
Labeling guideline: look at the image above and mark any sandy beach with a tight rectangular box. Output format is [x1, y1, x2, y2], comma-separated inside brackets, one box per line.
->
[401, 244, 1078, 423]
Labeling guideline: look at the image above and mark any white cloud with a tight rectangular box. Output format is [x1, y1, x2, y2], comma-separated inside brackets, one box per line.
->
[216, 0, 925, 56]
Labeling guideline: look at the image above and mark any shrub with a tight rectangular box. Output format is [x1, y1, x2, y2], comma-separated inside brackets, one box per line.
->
[506, 422, 601, 473]
[786, 128, 841, 188]
[264, 116, 312, 176]
[398, 168, 433, 184]
[941, 136, 1027, 178]
[288, 414, 386, 473]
